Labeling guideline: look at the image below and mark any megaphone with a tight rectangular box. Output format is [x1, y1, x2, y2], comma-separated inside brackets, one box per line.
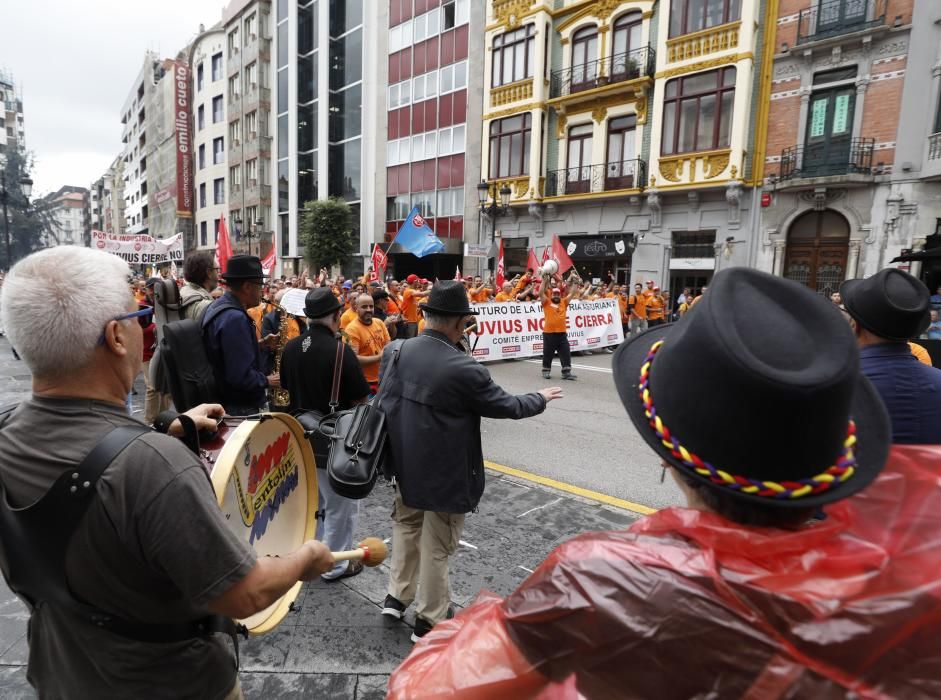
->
[538, 259, 559, 276]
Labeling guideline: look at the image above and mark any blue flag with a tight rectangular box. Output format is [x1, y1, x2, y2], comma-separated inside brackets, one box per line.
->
[395, 207, 445, 258]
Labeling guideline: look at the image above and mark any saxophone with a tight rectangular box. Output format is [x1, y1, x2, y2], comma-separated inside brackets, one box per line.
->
[265, 298, 292, 408]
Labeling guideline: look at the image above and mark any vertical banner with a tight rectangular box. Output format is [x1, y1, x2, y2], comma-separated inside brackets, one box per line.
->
[173, 61, 193, 218]
[468, 299, 623, 362]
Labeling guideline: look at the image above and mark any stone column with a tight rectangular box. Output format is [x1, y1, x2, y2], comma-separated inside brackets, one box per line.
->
[846, 240, 861, 280]
[773, 241, 786, 277]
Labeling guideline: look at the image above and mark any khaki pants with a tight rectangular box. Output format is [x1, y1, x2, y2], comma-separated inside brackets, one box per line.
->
[141, 359, 171, 425]
[223, 679, 244, 699]
[387, 489, 465, 624]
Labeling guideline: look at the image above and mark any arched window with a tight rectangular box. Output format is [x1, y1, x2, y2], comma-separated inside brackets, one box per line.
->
[570, 26, 599, 92]
[783, 209, 850, 295]
[491, 24, 536, 88]
[611, 12, 643, 80]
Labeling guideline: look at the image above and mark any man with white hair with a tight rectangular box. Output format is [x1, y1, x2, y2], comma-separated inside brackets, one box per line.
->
[0, 246, 334, 699]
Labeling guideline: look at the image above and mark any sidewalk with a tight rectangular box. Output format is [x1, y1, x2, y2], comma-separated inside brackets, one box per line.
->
[0, 337, 641, 698]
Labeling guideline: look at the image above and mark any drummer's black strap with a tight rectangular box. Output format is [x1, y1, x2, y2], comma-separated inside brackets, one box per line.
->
[0, 418, 245, 668]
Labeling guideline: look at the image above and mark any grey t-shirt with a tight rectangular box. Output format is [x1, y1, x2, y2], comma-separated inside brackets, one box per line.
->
[0, 396, 257, 699]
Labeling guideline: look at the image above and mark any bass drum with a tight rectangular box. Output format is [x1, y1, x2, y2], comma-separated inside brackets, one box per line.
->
[200, 413, 318, 635]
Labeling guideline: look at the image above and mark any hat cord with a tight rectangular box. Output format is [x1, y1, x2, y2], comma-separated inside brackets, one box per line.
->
[639, 340, 857, 500]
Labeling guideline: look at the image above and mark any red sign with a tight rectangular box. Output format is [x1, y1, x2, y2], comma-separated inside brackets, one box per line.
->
[412, 213, 425, 228]
[761, 192, 772, 208]
[173, 61, 193, 218]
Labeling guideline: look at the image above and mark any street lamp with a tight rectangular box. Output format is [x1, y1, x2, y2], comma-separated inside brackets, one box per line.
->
[233, 215, 263, 257]
[477, 180, 511, 242]
[1, 172, 33, 268]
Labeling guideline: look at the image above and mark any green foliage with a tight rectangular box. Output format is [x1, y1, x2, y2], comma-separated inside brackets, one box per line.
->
[2, 151, 59, 270]
[299, 197, 355, 272]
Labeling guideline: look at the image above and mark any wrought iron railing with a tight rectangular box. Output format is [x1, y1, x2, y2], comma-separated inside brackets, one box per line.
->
[779, 138, 874, 180]
[550, 46, 654, 99]
[545, 159, 647, 197]
[928, 133, 941, 161]
[796, 0, 886, 44]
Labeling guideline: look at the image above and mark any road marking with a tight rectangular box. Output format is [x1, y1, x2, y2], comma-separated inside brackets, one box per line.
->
[523, 360, 613, 374]
[516, 497, 562, 518]
[485, 460, 657, 516]
[458, 540, 478, 550]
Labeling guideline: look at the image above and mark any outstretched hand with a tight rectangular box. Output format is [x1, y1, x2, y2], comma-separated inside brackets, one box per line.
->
[539, 387, 564, 403]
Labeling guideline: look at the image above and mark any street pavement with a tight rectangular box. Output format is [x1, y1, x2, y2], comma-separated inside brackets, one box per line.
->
[0, 336, 673, 698]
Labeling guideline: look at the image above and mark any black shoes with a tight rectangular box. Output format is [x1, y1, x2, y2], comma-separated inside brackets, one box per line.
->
[381, 594, 407, 619]
[541, 370, 551, 379]
[411, 616, 434, 643]
[561, 372, 577, 380]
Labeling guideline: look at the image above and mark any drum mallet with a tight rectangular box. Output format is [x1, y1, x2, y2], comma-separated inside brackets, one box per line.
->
[332, 537, 388, 567]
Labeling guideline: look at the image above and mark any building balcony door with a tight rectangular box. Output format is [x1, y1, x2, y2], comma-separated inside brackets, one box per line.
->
[783, 209, 850, 296]
[566, 124, 593, 194]
[817, 0, 868, 35]
[804, 85, 855, 176]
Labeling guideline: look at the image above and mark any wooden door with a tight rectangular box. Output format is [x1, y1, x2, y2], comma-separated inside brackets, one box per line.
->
[783, 209, 850, 294]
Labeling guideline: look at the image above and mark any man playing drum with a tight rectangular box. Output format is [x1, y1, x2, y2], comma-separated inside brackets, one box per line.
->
[0, 247, 334, 699]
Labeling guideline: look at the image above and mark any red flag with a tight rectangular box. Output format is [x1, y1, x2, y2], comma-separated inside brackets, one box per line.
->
[526, 248, 540, 274]
[216, 214, 233, 275]
[454, 265, 462, 280]
[260, 247, 276, 276]
[551, 235, 574, 274]
[371, 244, 388, 278]
[495, 239, 506, 289]
[541, 246, 551, 265]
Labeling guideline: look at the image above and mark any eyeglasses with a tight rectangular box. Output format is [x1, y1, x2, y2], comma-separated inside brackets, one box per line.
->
[97, 305, 153, 345]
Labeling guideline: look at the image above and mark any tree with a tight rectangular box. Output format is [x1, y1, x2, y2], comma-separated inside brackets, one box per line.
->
[299, 197, 355, 272]
[2, 150, 60, 270]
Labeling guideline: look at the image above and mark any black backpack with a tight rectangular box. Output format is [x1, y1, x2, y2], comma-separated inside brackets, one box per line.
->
[159, 319, 219, 411]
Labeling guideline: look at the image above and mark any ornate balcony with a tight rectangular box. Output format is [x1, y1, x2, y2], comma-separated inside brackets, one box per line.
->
[490, 78, 533, 107]
[779, 138, 874, 181]
[665, 21, 740, 63]
[549, 46, 654, 100]
[545, 159, 647, 198]
[796, 0, 886, 45]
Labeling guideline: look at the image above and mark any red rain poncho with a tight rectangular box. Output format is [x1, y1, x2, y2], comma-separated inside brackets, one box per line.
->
[388, 446, 941, 699]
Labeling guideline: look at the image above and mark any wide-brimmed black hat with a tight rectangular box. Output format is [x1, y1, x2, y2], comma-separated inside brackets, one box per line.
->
[304, 288, 343, 319]
[421, 280, 474, 316]
[220, 254, 267, 281]
[613, 268, 890, 509]
[840, 268, 930, 341]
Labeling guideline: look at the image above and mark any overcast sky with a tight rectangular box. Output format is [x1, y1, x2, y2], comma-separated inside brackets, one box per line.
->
[4, 0, 224, 195]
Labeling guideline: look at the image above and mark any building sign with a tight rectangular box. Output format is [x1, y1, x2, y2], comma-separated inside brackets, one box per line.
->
[809, 98, 827, 139]
[833, 94, 850, 135]
[669, 257, 716, 270]
[464, 243, 491, 258]
[561, 235, 633, 259]
[173, 61, 193, 218]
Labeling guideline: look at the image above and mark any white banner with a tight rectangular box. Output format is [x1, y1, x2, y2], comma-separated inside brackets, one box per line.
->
[469, 298, 624, 362]
[91, 230, 185, 266]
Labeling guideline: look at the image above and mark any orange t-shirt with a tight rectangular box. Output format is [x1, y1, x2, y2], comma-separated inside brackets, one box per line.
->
[386, 294, 402, 316]
[418, 317, 426, 334]
[542, 298, 569, 334]
[647, 295, 665, 321]
[345, 318, 391, 383]
[402, 288, 419, 323]
[495, 292, 512, 302]
[471, 288, 492, 304]
[339, 307, 358, 330]
[616, 295, 629, 322]
[909, 342, 933, 366]
[247, 302, 274, 340]
[628, 294, 647, 320]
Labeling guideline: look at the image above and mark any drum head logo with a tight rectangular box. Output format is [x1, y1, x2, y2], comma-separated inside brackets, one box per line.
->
[231, 432, 300, 546]
[615, 240, 626, 255]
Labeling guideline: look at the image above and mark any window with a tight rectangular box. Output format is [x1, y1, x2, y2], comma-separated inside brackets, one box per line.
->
[246, 62, 258, 91]
[571, 26, 599, 91]
[489, 113, 532, 179]
[606, 115, 638, 187]
[230, 165, 241, 190]
[411, 190, 435, 217]
[211, 52, 223, 81]
[437, 124, 466, 156]
[212, 95, 224, 123]
[388, 79, 412, 109]
[411, 132, 436, 161]
[439, 60, 467, 94]
[214, 219, 221, 243]
[442, 0, 469, 30]
[935, 89, 941, 134]
[197, 105, 205, 130]
[200, 220, 208, 246]
[246, 110, 258, 137]
[492, 25, 536, 87]
[245, 13, 257, 42]
[213, 136, 225, 164]
[229, 75, 240, 101]
[672, 231, 716, 258]
[199, 183, 207, 208]
[413, 70, 438, 102]
[229, 27, 240, 54]
[436, 187, 464, 217]
[612, 12, 642, 63]
[413, 7, 440, 43]
[387, 194, 411, 220]
[662, 67, 736, 155]
[230, 119, 241, 144]
[197, 63, 204, 92]
[198, 144, 206, 169]
[567, 123, 593, 191]
[670, 0, 741, 38]
[246, 158, 258, 184]
[389, 19, 413, 54]
[213, 178, 225, 204]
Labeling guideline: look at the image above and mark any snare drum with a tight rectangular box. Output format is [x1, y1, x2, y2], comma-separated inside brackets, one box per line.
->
[200, 413, 318, 634]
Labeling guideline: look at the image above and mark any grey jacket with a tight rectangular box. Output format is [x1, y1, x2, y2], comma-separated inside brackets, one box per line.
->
[378, 331, 546, 513]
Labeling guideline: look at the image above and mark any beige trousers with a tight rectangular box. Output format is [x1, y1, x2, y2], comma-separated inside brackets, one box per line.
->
[223, 679, 244, 699]
[141, 359, 171, 425]
[387, 488, 465, 624]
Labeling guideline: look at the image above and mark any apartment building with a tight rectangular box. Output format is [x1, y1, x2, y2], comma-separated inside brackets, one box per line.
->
[0, 69, 25, 165]
[482, 0, 773, 296]
[756, 0, 919, 294]
[224, 0, 275, 259]
[380, 0, 484, 279]
[120, 54, 160, 235]
[37, 187, 88, 248]
[191, 23, 229, 251]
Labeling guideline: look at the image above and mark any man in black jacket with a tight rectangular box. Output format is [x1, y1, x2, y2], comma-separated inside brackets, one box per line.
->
[377, 281, 563, 642]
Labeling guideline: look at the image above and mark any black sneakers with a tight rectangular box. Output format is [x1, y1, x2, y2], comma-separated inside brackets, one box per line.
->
[381, 594, 407, 619]
[411, 616, 434, 643]
[541, 370, 551, 379]
[561, 372, 578, 380]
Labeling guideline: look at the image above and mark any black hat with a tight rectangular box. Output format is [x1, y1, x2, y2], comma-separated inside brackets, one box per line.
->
[613, 268, 890, 509]
[421, 280, 474, 316]
[220, 254, 267, 281]
[840, 268, 930, 341]
[304, 288, 343, 319]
